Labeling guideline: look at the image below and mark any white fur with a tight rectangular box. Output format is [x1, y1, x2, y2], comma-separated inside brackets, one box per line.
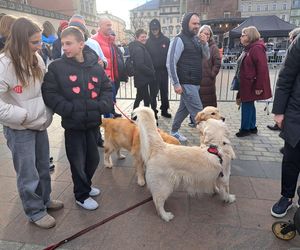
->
[133, 107, 235, 222]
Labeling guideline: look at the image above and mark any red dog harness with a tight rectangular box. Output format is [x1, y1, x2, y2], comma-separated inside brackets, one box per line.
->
[207, 145, 224, 177]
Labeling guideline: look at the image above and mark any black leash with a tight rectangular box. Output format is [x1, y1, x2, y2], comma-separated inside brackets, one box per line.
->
[44, 196, 153, 250]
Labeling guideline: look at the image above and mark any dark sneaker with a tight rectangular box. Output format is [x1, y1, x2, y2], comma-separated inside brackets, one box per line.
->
[113, 112, 122, 118]
[188, 122, 196, 128]
[235, 129, 251, 137]
[161, 111, 172, 118]
[250, 127, 258, 134]
[271, 196, 293, 218]
[267, 124, 281, 131]
[49, 157, 55, 171]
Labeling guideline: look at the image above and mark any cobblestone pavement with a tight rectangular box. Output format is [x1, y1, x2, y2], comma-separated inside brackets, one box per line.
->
[0, 100, 300, 249]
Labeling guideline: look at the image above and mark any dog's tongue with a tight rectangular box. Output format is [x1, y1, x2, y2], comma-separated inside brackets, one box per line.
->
[208, 147, 218, 155]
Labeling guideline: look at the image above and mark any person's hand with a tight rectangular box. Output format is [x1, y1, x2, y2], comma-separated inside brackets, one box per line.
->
[274, 114, 284, 129]
[98, 60, 104, 68]
[255, 89, 263, 95]
[198, 32, 208, 44]
[174, 85, 183, 94]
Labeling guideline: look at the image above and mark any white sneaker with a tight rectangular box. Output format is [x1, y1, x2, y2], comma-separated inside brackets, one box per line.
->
[76, 197, 99, 210]
[89, 186, 101, 197]
[171, 131, 187, 142]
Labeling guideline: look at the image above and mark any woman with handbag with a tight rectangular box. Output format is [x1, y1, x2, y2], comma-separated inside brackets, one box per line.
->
[235, 26, 272, 137]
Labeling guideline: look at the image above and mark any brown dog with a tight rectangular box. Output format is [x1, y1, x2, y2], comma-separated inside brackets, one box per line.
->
[101, 118, 180, 186]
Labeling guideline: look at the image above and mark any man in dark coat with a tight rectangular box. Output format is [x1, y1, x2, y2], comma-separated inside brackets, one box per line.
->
[146, 19, 171, 118]
[129, 29, 156, 116]
[271, 34, 300, 218]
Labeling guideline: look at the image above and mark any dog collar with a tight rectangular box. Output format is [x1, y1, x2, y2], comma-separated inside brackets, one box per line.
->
[207, 145, 223, 165]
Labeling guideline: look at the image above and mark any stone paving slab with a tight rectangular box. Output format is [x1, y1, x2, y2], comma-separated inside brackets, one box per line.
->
[1, 100, 300, 249]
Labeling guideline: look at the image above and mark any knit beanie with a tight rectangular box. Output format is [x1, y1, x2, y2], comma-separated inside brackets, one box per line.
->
[69, 14, 87, 33]
[59, 20, 69, 31]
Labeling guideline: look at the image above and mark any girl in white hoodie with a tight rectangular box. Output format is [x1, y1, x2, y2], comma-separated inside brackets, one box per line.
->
[0, 17, 63, 229]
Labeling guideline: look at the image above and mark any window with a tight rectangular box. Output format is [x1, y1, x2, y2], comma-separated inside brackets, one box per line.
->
[283, 3, 287, 10]
[147, 12, 150, 17]
[282, 14, 286, 21]
[154, 11, 157, 16]
[240, 5, 244, 12]
[272, 4, 276, 10]
[162, 18, 166, 24]
[264, 5, 268, 11]
[224, 12, 231, 18]
[257, 5, 261, 11]
[169, 26, 173, 35]
[202, 13, 207, 20]
[248, 5, 251, 12]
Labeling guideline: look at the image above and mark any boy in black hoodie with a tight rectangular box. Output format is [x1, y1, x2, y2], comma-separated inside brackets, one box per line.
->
[42, 27, 113, 210]
[146, 19, 171, 118]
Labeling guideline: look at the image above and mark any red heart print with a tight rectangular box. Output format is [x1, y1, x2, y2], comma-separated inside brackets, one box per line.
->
[91, 91, 98, 99]
[72, 87, 80, 94]
[13, 85, 23, 93]
[92, 77, 98, 83]
[69, 75, 77, 82]
[88, 82, 94, 90]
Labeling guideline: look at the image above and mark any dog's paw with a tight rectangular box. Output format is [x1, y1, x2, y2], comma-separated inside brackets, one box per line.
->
[118, 154, 126, 160]
[226, 194, 236, 203]
[161, 212, 174, 222]
[137, 178, 146, 186]
[104, 163, 113, 168]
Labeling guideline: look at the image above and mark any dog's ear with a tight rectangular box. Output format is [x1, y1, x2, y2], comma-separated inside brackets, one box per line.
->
[195, 112, 204, 124]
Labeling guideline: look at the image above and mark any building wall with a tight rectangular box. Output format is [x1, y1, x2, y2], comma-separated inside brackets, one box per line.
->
[26, 0, 76, 16]
[187, 0, 240, 20]
[239, 0, 292, 22]
[290, 0, 300, 25]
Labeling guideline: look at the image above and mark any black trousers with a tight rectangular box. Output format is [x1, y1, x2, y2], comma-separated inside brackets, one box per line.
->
[65, 128, 99, 202]
[133, 84, 150, 109]
[281, 140, 300, 198]
[155, 69, 169, 113]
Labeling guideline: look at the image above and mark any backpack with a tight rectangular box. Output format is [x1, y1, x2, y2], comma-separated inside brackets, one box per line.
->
[125, 56, 134, 77]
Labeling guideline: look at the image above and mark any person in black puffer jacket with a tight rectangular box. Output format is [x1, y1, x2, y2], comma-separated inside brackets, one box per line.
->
[129, 29, 156, 117]
[42, 27, 113, 211]
[146, 19, 171, 118]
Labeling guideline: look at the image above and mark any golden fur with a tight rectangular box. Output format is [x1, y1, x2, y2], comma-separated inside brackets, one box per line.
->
[195, 106, 225, 144]
[133, 107, 236, 222]
[101, 118, 180, 186]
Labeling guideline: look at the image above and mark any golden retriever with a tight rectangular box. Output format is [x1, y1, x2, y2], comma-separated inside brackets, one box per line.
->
[195, 106, 225, 144]
[101, 118, 180, 186]
[199, 118, 236, 199]
[133, 107, 236, 222]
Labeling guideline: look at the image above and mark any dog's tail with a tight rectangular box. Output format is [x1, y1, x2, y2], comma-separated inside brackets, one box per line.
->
[133, 107, 165, 162]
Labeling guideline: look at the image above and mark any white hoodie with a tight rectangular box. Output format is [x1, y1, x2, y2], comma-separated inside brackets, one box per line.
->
[0, 53, 52, 130]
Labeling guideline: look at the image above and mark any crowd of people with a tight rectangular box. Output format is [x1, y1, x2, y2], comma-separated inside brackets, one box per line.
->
[1, 11, 300, 230]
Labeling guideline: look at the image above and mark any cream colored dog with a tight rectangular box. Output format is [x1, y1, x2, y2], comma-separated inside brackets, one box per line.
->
[195, 106, 225, 124]
[133, 107, 235, 222]
[101, 118, 180, 186]
[199, 118, 236, 200]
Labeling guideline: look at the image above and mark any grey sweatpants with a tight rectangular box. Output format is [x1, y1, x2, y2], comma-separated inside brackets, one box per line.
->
[3, 127, 51, 222]
[171, 84, 203, 132]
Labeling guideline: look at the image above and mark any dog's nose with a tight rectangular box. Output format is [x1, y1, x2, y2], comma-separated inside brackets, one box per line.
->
[222, 117, 225, 122]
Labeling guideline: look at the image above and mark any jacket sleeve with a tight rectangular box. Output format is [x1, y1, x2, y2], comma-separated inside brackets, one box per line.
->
[272, 36, 300, 114]
[98, 69, 113, 114]
[166, 37, 184, 87]
[251, 46, 269, 91]
[42, 63, 73, 117]
[210, 45, 221, 78]
[133, 46, 155, 77]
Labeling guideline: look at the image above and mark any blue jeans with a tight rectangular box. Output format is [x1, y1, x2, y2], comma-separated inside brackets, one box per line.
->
[241, 101, 256, 130]
[3, 127, 51, 222]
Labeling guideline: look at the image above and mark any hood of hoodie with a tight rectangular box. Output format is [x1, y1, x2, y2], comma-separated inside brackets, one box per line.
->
[149, 19, 162, 39]
[245, 39, 266, 52]
[181, 12, 199, 37]
[62, 45, 98, 68]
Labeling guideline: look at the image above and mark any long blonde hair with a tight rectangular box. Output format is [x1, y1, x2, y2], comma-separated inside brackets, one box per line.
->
[3, 17, 43, 86]
[0, 15, 17, 38]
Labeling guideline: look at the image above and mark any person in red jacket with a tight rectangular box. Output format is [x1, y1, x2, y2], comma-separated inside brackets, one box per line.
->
[235, 26, 272, 137]
[92, 17, 121, 118]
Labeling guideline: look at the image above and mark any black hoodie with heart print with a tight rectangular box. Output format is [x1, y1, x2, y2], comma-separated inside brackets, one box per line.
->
[42, 45, 113, 130]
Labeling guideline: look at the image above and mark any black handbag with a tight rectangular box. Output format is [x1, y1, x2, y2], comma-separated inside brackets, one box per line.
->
[230, 76, 239, 91]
